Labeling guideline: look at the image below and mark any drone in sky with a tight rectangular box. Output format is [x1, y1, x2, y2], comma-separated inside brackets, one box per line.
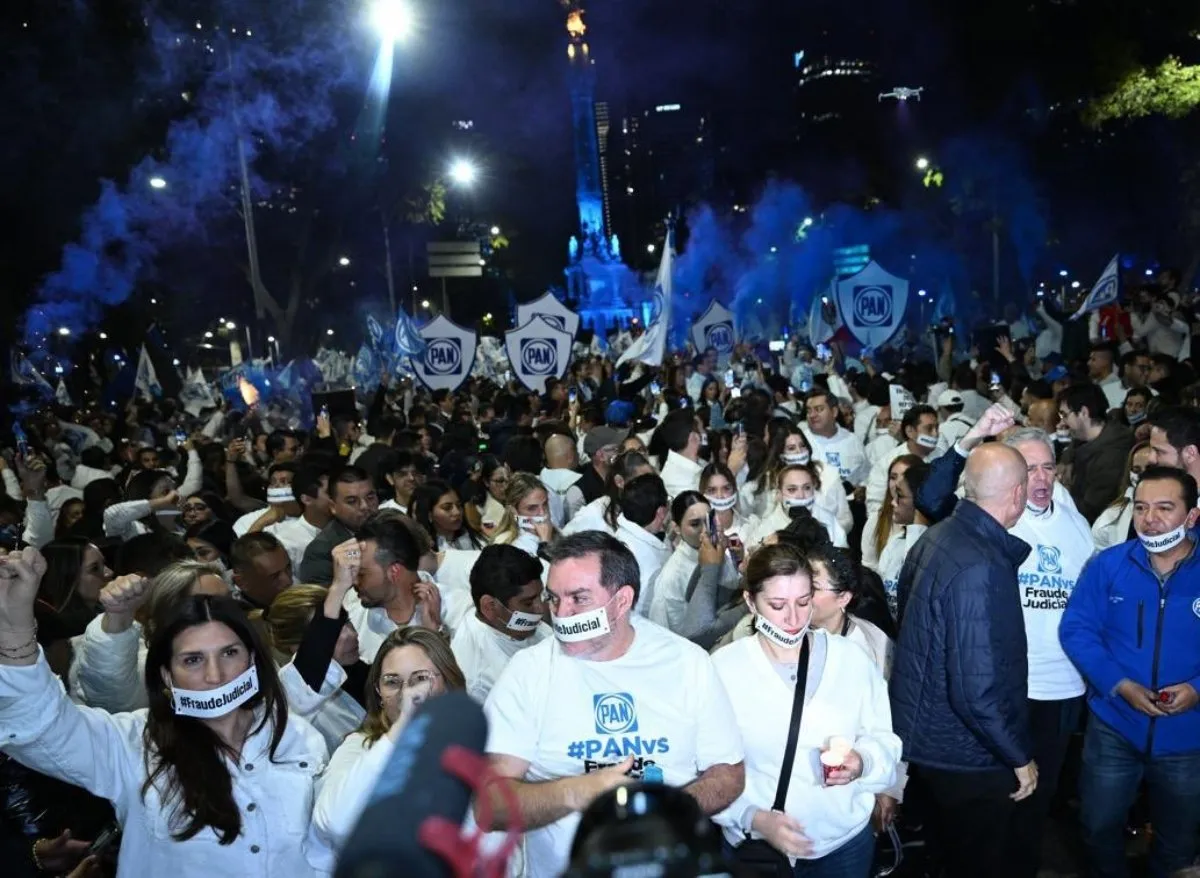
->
[879, 86, 924, 102]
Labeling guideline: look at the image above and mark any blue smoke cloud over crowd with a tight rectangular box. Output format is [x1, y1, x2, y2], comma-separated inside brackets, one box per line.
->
[670, 129, 1049, 345]
[23, 2, 360, 347]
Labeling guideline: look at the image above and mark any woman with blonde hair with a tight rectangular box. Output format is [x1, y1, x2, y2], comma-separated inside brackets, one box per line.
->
[313, 627, 466, 851]
[488, 472, 555, 554]
[861, 454, 923, 574]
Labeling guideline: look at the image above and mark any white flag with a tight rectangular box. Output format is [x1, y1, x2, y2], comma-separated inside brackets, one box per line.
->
[135, 345, 161, 401]
[618, 226, 673, 368]
[1070, 254, 1120, 320]
[55, 379, 73, 407]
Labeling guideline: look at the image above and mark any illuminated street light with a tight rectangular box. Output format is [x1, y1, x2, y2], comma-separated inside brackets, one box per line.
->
[57, 327, 70, 336]
[647, 243, 656, 254]
[918, 289, 927, 298]
[421, 299, 430, 309]
[149, 177, 167, 190]
[478, 258, 486, 266]
[204, 331, 214, 339]
[326, 328, 335, 336]
[769, 246, 778, 254]
[490, 226, 501, 236]
[448, 158, 478, 186]
[267, 336, 276, 343]
[483, 313, 494, 322]
[1059, 269, 1069, 277]
[915, 157, 930, 171]
[370, 0, 414, 43]
[98, 332, 108, 340]
[338, 256, 351, 267]
[802, 217, 814, 227]
[1071, 281, 1081, 289]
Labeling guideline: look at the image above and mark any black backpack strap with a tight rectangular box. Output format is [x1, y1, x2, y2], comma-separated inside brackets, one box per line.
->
[770, 634, 811, 812]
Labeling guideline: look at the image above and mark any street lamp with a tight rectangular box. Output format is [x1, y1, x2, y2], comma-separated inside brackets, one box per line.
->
[918, 289, 927, 298]
[370, 0, 414, 43]
[225, 321, 237, 330]
[448, 158, 478, 187]
[98, 332, 108, 340]
[647, 243, 656, 254]
[338, 256, 351, 267]
[204, 331, 214, 339]
[149, 176, 167, 190]
[57, 327, 70, 337]
[421, 299, 430, 309]
[326, 328, 335, 336]
[915, 157, 930, 171]
[490, 225, 501, 236]
[1058, 269, 1069, 278]
[1071, 281, 1081, 289]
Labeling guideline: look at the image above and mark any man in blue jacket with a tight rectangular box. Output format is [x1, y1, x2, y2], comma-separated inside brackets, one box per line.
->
[1060, 465, 1200, 878]
[890, 441, 1038, 878]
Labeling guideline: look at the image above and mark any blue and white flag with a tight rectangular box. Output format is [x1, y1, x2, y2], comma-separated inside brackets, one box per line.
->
[366, 316, 387, 353]
[179, 367, 217, 417]
[10, 351, 54, 397]
[691, 299, 737, 364]
[394, 308, 428, 359]
[1070, 254, 1120, 320]
[617, 226, 672, 367]
[807, 289, 841, 345]
[353, 344, 381, 389]
[135, 345, 161, 401]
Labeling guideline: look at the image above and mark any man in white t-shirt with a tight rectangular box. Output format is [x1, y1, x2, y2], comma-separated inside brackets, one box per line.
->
[1003, 427, 1094, 878]
[864, 405, 939, 517]
[478, 531, 745, 878]
[802, 388, 868, 489]
[451, 544, 551, 703]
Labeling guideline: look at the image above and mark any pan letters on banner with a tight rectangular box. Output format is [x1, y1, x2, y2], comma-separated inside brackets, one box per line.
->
[505, 316, 574, 393]
[413, 315, 478, 393]
[834, 261, 909, 348]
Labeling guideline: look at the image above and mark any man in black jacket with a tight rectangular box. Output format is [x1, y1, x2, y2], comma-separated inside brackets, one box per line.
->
[890, 440, 1038, 878]
[1058, 383, 1133, 523]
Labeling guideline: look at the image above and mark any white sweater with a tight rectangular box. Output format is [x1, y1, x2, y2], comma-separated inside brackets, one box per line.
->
[712, 633, 901, 859]
[744, 503, 849, 551]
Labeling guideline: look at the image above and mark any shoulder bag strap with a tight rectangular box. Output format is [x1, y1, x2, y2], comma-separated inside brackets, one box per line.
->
[770, 634, 811, 812]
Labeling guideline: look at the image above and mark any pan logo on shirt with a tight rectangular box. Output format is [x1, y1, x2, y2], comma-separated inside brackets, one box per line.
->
[1192, 597, 1200, 619]
[567, 692, 670, 777]
[594, 692, 638, 734]
[1036, 545, 1062, 575]
[825, 452, 842, 470]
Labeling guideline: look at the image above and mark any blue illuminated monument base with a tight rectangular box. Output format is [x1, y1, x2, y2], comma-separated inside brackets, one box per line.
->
[565, 237, 645, 336]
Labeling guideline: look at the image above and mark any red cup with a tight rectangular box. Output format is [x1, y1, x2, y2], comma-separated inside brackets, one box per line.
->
[820, 750, 844, 783]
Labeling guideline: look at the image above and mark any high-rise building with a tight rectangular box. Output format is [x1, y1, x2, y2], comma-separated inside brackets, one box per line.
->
[611, 101, 716, 260]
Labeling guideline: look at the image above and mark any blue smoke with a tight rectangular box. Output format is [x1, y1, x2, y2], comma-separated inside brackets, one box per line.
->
[669, 131, 1048, 346]
[23, 3, 361, 347]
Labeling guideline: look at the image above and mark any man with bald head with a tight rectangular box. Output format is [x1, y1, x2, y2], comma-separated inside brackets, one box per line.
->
[539, 431, 586, 528]
[890, 437, 1039, 878]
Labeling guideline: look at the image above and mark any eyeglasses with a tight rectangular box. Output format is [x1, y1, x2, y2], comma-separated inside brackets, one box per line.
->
[378, 668, 441, 693]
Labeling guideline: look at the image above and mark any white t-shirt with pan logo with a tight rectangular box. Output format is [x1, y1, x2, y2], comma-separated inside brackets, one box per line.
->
[484, 615, 745, 877]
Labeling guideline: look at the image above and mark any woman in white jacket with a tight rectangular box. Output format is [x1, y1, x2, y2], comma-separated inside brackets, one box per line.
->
[313, 627, 466, 851]
[876, 461, 932, 620]
[1091, 441, 1150, 550]
[0, 548, 332, 878]
[711, 542, 901, 874]
[649, 491, 719, 632]
[700, 461, 759, 553]
[103, 453, 203, 541]
[740, 427, 851, 534]
[744, 464, 849, 550]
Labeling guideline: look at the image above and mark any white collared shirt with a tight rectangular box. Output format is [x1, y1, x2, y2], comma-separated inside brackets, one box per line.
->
[660, 450, 703, 502]
[267, 516, 323, 579]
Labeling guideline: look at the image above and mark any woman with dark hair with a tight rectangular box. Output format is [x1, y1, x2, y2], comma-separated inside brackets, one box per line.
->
[466, 456, 510, 537]
[103, 462, 200, 542]
[647, 491, 737, 632]
[740, 423, 852, 534]
[700, 377, 728, 429]
[181, 490, 234, 530]
[862, 454, 923, 575]
[78, 478, 122, 541]
[312, 627, 465, 851]
[410, 479, 484, 550]
[34, 537, 113, 678]
[185, 520, 237, 573]
[0, 555, 332, 875]
[54, 498, 86, 540]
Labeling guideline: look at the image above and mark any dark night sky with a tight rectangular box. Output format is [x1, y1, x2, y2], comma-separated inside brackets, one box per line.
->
[1, 0, 1198, 350]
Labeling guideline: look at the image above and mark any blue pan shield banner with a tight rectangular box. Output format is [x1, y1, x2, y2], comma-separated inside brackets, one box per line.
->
[505, 316, 574, 393]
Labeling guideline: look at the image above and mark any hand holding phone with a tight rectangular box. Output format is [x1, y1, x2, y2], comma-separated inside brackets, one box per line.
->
[707, 508, 719, 543]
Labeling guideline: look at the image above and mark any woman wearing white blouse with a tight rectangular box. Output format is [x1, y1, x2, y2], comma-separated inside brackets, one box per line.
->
[712, 542, 901, 875]
[0, 547, 332, 878]
[744, 464, 849, 550]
